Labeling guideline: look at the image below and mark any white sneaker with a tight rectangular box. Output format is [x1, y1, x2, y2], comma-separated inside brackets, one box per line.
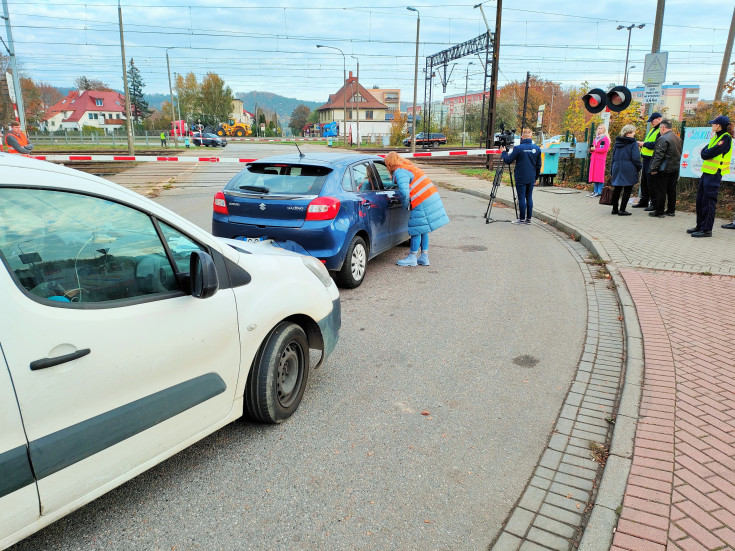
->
[511, 219, 526, 224]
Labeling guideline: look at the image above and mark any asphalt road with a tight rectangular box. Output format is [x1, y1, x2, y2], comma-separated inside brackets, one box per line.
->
[11, 144, 588, 551]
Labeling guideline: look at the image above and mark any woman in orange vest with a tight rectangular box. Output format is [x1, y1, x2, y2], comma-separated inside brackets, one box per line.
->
[384, 151, 449, 267]
[5, 121, 34, 154]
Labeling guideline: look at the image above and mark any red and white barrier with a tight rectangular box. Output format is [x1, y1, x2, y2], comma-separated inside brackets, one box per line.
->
[31, 148, 504, 164]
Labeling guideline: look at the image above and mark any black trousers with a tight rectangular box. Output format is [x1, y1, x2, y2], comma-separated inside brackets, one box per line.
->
[651, 171, 678, 214]
[639, 156, 652, 205]
[611, 185, 632, 212]
[695, 173, 722, 232]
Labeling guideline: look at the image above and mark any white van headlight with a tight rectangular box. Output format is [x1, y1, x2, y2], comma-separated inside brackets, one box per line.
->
[301, 256, 333, 287]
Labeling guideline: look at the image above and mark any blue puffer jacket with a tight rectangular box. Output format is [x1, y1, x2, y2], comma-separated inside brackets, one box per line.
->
[393, 167, 449, 236]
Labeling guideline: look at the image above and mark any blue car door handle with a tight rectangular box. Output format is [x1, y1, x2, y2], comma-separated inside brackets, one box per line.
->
[30, 348, 91, 371]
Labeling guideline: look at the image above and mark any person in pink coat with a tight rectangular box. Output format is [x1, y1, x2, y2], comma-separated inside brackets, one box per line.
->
[588, 124, 610, 197]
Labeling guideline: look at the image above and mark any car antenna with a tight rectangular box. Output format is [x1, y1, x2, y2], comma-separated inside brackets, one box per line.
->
[294, 142, 305, 159]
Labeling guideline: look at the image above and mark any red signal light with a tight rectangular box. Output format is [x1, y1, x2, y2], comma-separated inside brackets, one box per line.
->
[213, 191, 229, 215]
[305, 197, 341, 221]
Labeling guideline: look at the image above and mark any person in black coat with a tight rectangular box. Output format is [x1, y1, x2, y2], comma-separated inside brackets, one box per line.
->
[649, 119, 683, 217]
[610, 125, 642, 216]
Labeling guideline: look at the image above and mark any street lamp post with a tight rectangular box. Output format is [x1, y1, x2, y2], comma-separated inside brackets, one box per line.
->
[165, 48, 178, 148]
[317, 44, 347, 146]
[408, 6, 420, 154]
[625, 65, 637, 87]
[351, 55, 360, 147]
[617, 23, 645, 87]
[462, 62, 473, 147]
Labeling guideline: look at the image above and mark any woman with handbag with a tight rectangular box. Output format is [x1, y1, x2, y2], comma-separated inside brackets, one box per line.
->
[588, 124, 610, 197]
[609, 125, 642, 216]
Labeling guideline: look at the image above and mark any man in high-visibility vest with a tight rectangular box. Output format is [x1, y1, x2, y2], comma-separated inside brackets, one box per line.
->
[633, 112, 662, 209]
[5, 121, 34, 154]
[687, 115, 732, 238]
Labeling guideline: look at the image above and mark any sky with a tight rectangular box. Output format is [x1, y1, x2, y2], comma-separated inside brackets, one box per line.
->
[4, 0, 733, 110]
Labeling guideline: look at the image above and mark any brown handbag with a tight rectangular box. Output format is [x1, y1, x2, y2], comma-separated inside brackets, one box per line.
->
[598, 185, 614, 205]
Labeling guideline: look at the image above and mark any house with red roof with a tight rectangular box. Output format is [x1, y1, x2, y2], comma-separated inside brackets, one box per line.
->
[317, 72, 391, 141]
[42, 90, 127, 133]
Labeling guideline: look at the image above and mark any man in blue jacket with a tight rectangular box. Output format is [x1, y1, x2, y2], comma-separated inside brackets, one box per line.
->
[501, 128, 542, 224]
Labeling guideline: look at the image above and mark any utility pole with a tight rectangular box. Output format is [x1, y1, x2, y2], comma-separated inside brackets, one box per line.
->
[408, 7, 420, 154]
[652, 0, 665, 54]
[715, 4, 735, 101]
[521, 71, 530, 130]
[645, 0, 665, 125]
[2, 0, 25, 130]
[352, 56, 360, 147]
[166, 49, 178, 148]
[462, 62, 473, 147]
[118, 1, 134, 154]
[485, 0, 502, 151]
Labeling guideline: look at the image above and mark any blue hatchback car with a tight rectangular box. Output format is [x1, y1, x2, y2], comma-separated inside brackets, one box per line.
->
[211, 153, 409, 288]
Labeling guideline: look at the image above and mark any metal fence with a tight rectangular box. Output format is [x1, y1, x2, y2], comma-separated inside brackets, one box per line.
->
[29, 130, 171, 147]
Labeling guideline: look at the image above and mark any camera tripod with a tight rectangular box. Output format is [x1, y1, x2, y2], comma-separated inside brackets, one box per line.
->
[484, 153, 518, 223]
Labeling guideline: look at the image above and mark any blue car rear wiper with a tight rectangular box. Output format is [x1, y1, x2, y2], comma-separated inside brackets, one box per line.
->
[240, 185, 270, 193]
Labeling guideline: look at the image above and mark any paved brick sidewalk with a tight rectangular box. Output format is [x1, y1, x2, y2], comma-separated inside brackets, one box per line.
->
[613, 270, 735, 551]
[419, 165, 735, 550]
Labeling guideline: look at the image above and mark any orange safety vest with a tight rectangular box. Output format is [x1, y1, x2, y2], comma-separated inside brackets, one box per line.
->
[5, 130, 29, 154]
[400, 163, 439, 209]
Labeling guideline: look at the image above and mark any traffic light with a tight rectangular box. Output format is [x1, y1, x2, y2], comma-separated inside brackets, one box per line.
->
[582, 86, 632, 113]
[581, 88, 607, 114]
[606, 86, 632, 112]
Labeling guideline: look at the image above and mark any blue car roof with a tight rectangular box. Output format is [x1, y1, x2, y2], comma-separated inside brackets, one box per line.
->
[248, 152, 383, 168]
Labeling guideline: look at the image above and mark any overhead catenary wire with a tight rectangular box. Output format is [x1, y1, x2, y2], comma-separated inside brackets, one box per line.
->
[2, 1, 725, 101]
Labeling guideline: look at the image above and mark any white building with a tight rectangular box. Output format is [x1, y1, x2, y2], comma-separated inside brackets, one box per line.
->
[43, 90, 127, 133]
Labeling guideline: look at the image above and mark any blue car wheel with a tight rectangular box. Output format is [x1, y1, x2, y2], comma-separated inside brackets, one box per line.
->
[335, 235, 367, 289]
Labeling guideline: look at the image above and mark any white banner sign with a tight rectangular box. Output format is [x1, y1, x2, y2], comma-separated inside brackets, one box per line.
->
[680, 127, 735, 182]
[643, 84, 662, 104]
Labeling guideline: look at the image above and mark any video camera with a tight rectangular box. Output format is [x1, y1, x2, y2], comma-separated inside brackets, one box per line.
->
[494, 125, 516, 150]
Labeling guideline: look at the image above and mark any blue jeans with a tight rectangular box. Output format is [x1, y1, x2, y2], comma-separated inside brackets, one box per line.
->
[593, 182, 604, 195]
[409, 233, 429, 252]
[516, 183, 534, 220]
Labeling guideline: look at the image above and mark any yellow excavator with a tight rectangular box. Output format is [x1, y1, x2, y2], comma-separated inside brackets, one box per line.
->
[216, 118, 252, 137]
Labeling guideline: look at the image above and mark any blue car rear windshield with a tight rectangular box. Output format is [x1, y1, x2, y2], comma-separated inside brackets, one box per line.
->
[225, 164, 332, 195]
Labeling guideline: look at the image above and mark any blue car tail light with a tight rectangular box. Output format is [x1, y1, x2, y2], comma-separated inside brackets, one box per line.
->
[213, 191, 228, 215]
[305, 197, 341, 221]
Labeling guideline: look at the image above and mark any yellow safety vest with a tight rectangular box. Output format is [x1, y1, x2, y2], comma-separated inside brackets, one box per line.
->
[640, 127, 659, 157]
[702, 132, 732, 176]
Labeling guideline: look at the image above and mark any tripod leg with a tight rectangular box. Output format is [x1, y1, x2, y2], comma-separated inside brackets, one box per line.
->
[485, 163, 503, 223]
[510, 170, 518, 220]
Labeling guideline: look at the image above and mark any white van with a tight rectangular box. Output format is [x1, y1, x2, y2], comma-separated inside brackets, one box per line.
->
[0, 154, 340, 549]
